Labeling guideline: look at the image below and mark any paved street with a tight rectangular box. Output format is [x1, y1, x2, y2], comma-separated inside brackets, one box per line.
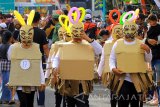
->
[0, 84, 157, 107]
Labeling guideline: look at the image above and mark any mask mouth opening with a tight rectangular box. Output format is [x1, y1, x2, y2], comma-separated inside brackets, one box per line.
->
[72, 33, 81, 39]
[21, 40, 32, 46]
[124, 32, 136, 40]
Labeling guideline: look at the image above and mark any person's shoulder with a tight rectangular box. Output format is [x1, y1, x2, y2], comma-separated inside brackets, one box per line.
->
[34, 27, 46, 35]
[157, 24, 160, 27]
[33, 27, 43, 31]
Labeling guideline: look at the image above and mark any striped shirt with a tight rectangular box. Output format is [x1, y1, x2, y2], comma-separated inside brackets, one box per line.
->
[0, 59, 11, 71]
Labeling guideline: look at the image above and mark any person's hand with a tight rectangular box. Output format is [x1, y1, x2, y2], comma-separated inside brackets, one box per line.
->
[39, 84, 45, 91]
[52, 68, 58, 73]
[80, 31, 93, 42]
[148, 39, 157, 46]
[140, 44, 150, 54]
[51, 68, 59, 85]
[112, 68, 123, 76]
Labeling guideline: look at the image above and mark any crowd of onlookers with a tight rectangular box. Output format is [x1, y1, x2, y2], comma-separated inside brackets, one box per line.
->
[0, 5, 160, 106]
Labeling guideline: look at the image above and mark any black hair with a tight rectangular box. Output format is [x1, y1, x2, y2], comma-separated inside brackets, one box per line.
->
[5, 14, 13, 18]
[2, 31, 12, 44]
[13, 30, 19, 41]
[62, 9, 68, 15]
[33, 12, 41, 23]
[126, 5, 133, 12]
[53, 18, 59, 22]
[148, 14, 158, 21]
[99, 30, 109, 37]
[138, 13, 146, 20]
[85, 19, 91, 21]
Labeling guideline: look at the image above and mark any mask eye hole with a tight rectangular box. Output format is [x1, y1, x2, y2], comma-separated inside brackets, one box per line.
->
[124, 28, 129, 31]
[116, 30, 120, 33]
[131, 28, 136, 31]
[28, 32, 32, 36]
[80, 30, 84, 33]
[73, 30, 77, 33]
[21, 32, 25, 36]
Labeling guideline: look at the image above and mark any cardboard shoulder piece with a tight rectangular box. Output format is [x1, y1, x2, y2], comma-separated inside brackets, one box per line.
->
[47, 41, 65, 73]
[49, 41, 64, 58]
[59, 40, 95, 80]
[103, 40, 114, 73]
[9, 42, 42, 86]
[115, 39, 147, 73]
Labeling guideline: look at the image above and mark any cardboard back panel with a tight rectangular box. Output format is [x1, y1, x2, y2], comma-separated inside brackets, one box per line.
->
[59, 43, 95, 80]
[103, 41, 114, 73]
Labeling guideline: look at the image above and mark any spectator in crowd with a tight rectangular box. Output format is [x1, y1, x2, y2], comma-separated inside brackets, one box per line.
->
[84, 14, 98, 39]
[145, 14, 160, 106]
[0, 31, 13, 104]
[97, 30, 110, 46]
[52, 14, 61, 43]
[32, 12, 49, 107]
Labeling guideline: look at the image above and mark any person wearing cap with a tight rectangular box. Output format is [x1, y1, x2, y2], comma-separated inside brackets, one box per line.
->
[52, 14, 61, 43]
[84, 14, 98, 39]
[86, 9, 92, 15]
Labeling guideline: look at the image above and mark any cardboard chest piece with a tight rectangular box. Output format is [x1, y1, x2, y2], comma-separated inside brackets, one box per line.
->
[115, 39, 147, 73]
[9, 43, 41, 86]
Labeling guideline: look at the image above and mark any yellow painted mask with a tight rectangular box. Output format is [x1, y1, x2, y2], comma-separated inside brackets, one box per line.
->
[58, 27, 67, 41]
[20, 25, 34, 46]
[14, 10, 35, 46]
[123, 21, 138, 40]
[111, 24, 123, 40]
[71, 22, 84, 39]
[65, 32, 72, 42]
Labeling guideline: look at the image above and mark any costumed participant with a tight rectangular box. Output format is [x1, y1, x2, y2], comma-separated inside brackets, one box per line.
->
[97, 24, 123, 107]
[8, 10, 45, 107]
[49, 22, 102, 107]
[109, 21, 152, 107]
[45, 14, 72, 88]
[45, 26, 71, 107]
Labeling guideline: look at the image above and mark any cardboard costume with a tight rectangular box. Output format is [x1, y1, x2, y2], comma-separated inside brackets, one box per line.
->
[9, 10, 42, 88]
[101, 24, 123, 87]
[46, 27, 68, 88]
[109, 21, 152, 94]
[57, 22, 94, 96]
[115, 39, 147, 73]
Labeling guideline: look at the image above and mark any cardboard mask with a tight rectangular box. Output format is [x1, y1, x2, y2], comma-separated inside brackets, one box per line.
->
[71, 22, 84, 39]
[58, 27, 67, 41]
[111, 24, 123, 40]
[65, 32, 72, 42]
[20, 26, 34, 46]
[123, 21, 138, 40]
[14, 10, 35, 46]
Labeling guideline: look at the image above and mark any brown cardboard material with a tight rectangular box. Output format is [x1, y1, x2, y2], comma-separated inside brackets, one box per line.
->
[103, 41, 114, 73]
[9, 43, 41, 86]
[59, 41, 95, 80]
[115, 39, 147, 73]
